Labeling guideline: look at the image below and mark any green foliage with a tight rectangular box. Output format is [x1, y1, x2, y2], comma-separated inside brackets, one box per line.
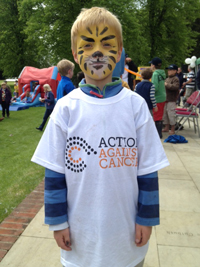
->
[0, 0, 200, 76]
[137, 0, 200, 66]
[0, 106, 45, 223]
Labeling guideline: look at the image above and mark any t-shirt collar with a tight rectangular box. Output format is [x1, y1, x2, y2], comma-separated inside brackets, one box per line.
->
[79, 77, 123, 98]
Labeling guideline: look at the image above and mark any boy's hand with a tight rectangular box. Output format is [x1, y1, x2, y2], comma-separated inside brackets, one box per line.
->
[153, 106, 158, 112]
[135, 224, 152, 247]
[54, 228, 72, 251]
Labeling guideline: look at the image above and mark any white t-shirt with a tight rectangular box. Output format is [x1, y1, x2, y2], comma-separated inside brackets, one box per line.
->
[32, 88, 169, 267]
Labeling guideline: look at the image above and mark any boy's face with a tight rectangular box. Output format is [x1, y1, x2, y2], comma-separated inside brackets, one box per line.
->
[168, 69, 177, 76]
[150, 64, 155, 71]
[73, 23, 121, 80]
[68, 68, 74, 79]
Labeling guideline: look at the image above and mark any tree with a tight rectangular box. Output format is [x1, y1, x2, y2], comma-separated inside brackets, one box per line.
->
[0, 0, 24, 77]
[136, 0, 200, 66]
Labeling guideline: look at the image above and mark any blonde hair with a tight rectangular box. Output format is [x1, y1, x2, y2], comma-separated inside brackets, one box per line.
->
[57, 59, 75, 76]
[1, 82, 6, 86]
[43, 84, 52, 92]
[71, 7, 123, 53]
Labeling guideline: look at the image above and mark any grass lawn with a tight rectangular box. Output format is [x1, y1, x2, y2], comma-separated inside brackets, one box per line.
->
[0, 106, 46, 223]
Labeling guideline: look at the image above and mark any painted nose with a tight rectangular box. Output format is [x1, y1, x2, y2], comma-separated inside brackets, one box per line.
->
[92, 51, 103, 58]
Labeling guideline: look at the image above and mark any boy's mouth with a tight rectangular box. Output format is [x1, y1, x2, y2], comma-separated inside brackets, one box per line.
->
[89, 60, 106, 70]
[93, 65, 104, 70]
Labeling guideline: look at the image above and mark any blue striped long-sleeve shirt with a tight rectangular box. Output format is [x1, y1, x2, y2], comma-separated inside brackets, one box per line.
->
[45, 169, 159, 227]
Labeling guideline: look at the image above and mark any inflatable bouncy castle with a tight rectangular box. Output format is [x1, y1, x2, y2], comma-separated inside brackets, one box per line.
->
[11, 66, 61, 110]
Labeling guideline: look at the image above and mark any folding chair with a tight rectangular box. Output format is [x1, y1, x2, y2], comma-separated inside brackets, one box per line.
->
[175, 90, 200, 137]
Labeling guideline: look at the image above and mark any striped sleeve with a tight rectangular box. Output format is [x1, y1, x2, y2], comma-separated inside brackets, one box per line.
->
[186, 71, 195, 87]
[44, 168, 68, 225]
[149, 84, 157, 108]
[136, 171, 159, 226]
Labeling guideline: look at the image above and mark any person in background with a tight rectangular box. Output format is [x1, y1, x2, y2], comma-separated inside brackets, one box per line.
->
[14, 80, 19, 97]
[25, 91, 32, 103]
[56, 59, 75, 100]
[135, 68, 158, 115]
[4, 80, 11, 93]
[196, 68, 200, 90]
[162, 64, 180, 135]
[177, 67, 184, 88]
[32, 7, 169, 267]
[0, 82, 12, 118]
[76, 71, 85, 87]
[150, 57, 166, 138]
[36, 84, 55, 131]
[176, 67, 184, 106]
[182, 65, 195, 105]
[122, 54, 138, 90]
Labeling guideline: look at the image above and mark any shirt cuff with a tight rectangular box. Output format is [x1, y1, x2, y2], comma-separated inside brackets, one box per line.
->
[49, 221, 69, 231]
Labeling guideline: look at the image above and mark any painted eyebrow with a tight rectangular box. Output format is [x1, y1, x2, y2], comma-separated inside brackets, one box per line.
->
[100, 35, 116, 42]
[87, 27, 93, 34]
[80, 36, 95, 42]
[100, 27, 108, 35]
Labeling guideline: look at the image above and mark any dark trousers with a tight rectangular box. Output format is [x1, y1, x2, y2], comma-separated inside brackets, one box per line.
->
[1, 102, 10, 117]
[39, 108, 53, 130]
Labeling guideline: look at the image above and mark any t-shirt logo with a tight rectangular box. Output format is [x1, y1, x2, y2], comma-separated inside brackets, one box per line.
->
[65, 137, 97, 172]
[65, 136, 137, 172]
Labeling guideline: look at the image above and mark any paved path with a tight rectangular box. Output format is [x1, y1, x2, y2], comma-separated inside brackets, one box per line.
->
[1, 122, 200, 267]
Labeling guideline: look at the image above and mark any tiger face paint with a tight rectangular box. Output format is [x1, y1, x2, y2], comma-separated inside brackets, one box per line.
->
[74, 24, 120, 80]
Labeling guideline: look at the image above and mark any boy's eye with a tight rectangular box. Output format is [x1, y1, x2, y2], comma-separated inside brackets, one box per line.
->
[103, 43, 111, 48]
[84, 44, 92, 48]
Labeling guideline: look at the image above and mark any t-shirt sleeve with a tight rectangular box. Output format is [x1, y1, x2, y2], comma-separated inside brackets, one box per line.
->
[133, 97, 169, 175]
[31, 102, 69, 173]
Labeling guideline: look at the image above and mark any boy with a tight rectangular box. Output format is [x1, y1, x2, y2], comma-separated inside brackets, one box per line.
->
[32, 7, 169, 267]
[56, 59, 75, 100]
[162, 64, 180, 135]
[150, 57, 166, 138]
[135, 68, 158, 115]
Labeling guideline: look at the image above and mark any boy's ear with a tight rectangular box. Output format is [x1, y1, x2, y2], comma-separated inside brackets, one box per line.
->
[72, 50, 79, 64]
[116, 46, 123, 63]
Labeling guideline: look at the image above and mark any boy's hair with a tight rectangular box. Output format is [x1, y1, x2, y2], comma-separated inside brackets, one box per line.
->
[43, 84, 52, 92]
[57, 59, 75, 76]
[71, 7, 123, 53]
[141, 68, 153, 80]
[1, 82, 6, 86]
[154, 64, 162, 69]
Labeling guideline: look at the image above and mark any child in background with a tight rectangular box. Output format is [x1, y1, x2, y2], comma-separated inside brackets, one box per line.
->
[0, 82, 12, 118]
[162, 64, 180, 135]
[135, 68, 158, 115]
[32, 7, 169, 267]
[23, 91, 32, 103]
[36, 84, 55, 131]
[14, 81, 19, 97]
[150, 57, 166, 138]
[56, 59, 75, 100]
